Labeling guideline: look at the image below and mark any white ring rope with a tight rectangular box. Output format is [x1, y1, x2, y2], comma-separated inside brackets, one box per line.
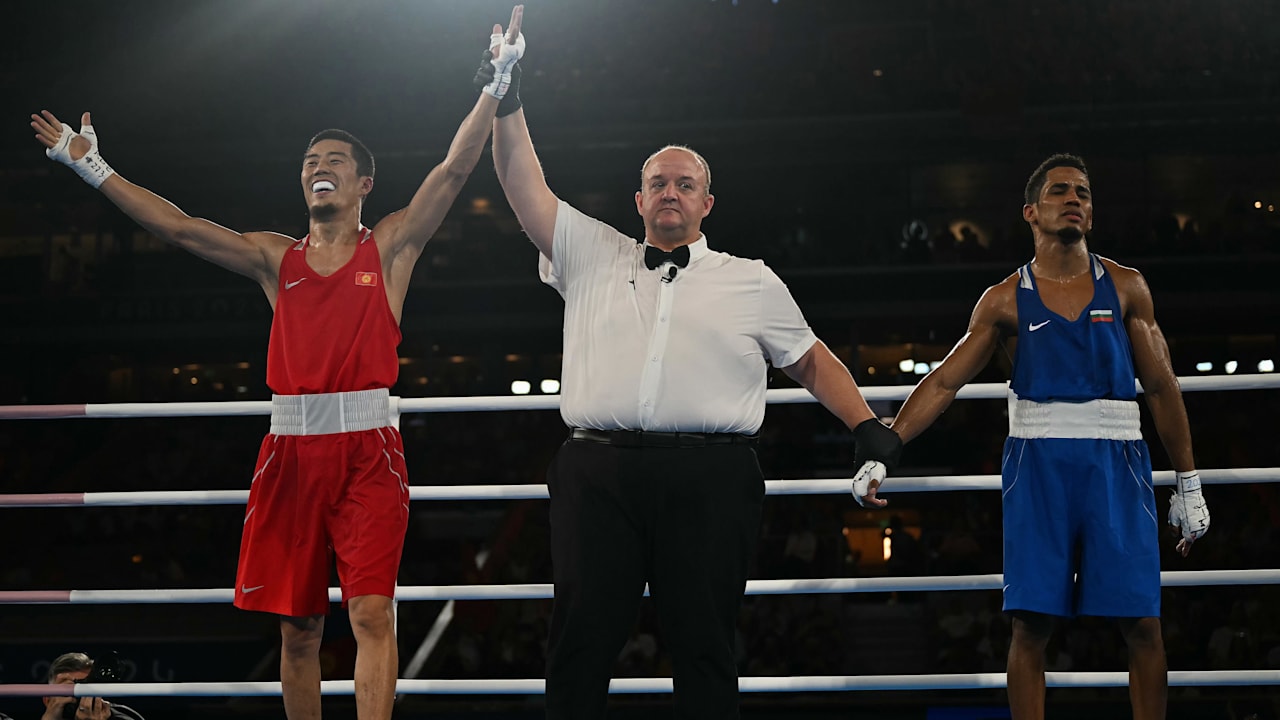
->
[2, 468, 1276, 508]
[4, 670, 1277, 697]
[3, 569, 1278, 605]
[0, 373, 1275, 420]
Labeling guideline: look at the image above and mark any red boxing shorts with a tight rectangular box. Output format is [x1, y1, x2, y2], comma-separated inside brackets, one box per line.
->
[234, 426, 410, 617]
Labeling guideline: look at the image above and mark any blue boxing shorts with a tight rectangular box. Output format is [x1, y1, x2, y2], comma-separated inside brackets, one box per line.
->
[1000, 435, 1160, 618]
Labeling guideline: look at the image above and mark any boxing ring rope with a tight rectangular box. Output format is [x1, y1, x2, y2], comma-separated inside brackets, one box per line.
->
[1, 374, 1275, 421]
[2, 372, 1277, 697]
[5, 670, 1279, 698]
[3, 569, 1280, 606]
[1, 468, 1276, 508]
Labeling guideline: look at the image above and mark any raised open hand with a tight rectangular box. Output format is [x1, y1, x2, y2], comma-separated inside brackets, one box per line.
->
[31, 110, 116, 188]
[31, 110, 92, 161]
[490, 5, 524, 58]
[475, 5, 525, 108]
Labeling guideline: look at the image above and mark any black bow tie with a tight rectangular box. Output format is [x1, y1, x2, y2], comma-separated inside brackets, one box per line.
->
[644, 244, 690, 270]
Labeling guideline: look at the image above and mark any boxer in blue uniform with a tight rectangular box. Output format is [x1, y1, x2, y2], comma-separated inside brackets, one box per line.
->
[851, 154, 1210, 720]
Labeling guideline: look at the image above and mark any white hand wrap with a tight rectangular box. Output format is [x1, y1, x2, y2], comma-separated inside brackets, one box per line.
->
[851, 460, 887, 508]
[482, 32, 525, 100]
[1168, 470, 1210, 543]
[46, 122, 115, 189]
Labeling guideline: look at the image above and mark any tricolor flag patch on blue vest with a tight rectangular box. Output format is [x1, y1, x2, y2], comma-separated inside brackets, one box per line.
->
[1090, 309, 1114, 323]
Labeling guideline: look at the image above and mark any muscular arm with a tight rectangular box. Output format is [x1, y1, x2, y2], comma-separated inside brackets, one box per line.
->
[100, 177, 289, 286]
[892, 280, 1013, 443]
[373, 7, 523, 306]
[32, 111, 285, 289]
[781, 340, 876, 430]
[1118, 264, 1196, 472]
[492, 108, 559, 259]
[375, 92, 501, 266]
[377, 7, 523, 268]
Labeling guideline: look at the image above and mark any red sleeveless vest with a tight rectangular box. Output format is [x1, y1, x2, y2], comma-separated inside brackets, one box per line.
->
[266, 228, 401, 394]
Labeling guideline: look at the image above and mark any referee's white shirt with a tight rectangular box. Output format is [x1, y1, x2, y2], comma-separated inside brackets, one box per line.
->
[539, 201, 818, 435]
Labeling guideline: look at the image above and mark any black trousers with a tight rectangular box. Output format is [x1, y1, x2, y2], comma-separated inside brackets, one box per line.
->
[544, 438, 765, 720]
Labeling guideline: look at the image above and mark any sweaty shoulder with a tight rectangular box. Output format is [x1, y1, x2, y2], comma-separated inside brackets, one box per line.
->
[1097, 255, 1143, 286]
[972, 271, 1021, 333]
[988, 270, 1022, 296]
[1096, 255, 1151, 313]
[980, 271, 1021, 310]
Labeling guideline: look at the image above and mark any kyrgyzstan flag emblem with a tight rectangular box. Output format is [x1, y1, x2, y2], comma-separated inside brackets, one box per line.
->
[355, 271, 379, 287]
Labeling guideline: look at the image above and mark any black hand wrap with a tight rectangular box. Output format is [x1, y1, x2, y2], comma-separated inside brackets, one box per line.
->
[473, 50, 494, 85]
[852, 418, 902, 472]
[473, 51, 523, 118]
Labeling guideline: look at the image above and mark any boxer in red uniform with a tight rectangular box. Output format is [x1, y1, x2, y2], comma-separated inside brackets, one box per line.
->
[31, 8, 526, 719]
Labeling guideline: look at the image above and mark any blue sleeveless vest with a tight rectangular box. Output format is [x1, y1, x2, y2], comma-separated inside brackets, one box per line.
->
[1010, 254, 1136, 402]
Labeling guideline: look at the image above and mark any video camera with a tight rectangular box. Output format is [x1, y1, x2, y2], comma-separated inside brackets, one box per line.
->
[62, 652, 123, 720]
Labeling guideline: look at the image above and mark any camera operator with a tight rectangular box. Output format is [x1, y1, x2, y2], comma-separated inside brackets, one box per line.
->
[40, 653, 143, 720]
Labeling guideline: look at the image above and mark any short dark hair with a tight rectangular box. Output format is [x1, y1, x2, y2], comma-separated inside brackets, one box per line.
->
[1024, 153, 1088, 205]
[306, 129, 375, 179]
[48, 652, 93, 683]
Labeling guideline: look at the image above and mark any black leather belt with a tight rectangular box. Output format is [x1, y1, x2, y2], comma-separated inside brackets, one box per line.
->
[570, 427, 757, 448]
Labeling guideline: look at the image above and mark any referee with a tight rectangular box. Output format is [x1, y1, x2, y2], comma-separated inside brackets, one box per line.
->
[492, 85, 900, 719]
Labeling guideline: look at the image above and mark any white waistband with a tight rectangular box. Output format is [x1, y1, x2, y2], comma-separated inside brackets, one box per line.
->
[1007, 395, 1142, 441]
[270, 389, 393, 436]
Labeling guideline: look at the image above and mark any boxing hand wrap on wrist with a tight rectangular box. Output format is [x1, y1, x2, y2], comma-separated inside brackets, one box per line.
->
[1168, 470, 1210, 542]
[484, 71, 513, 100]
[478, 32, 525, 101]
[495, 63, 522, 117]
[850, 419, 902, 508]
[852, 418, 902, 471]
[46, 122, 115, 189]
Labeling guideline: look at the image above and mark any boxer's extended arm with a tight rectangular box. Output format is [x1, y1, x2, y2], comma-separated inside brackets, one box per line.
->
[31, 110, 285, 287]
[892, 279, 1012, 443]
[852, 280, 1011, 507]
[377, 7, 524, 268]
[375, 93, 500, 264]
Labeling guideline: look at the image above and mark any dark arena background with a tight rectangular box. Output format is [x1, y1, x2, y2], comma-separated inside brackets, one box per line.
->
[3, 1, 1279, 719]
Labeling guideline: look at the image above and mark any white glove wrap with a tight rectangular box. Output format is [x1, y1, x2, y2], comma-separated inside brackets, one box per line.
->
[482, 32, 526, 100]
[1168, 470, 1210, 542]
[46, 122, 115, 189]
[851, 460, 887, 508]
